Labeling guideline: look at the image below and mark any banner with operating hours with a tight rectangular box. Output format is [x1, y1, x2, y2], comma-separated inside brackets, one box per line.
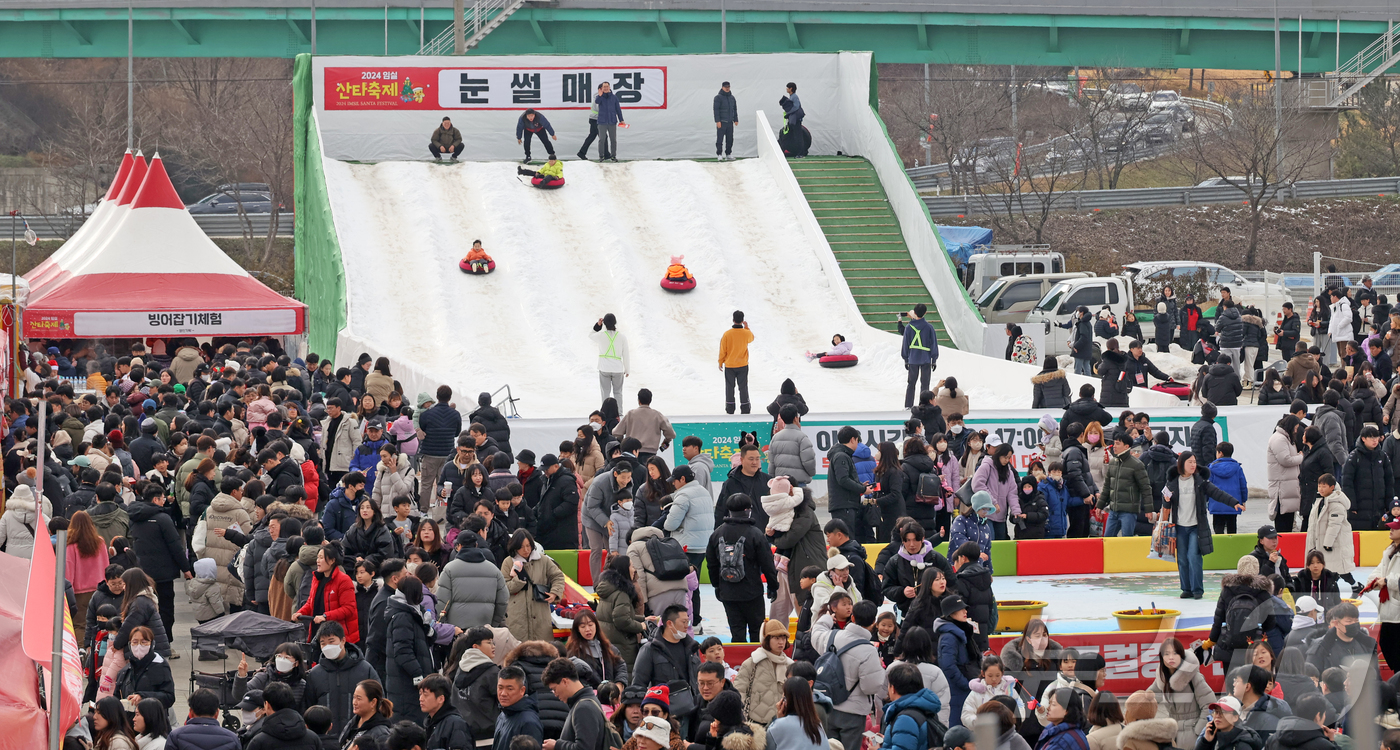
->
[323, 66, 667, 110]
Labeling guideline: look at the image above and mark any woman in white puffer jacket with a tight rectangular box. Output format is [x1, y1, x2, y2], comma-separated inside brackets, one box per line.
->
[0, 484, 52, 559]
[1366, 522, 1400, 672]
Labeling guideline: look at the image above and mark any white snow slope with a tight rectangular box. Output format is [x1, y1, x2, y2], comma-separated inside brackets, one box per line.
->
[325, 157, 1086, 418]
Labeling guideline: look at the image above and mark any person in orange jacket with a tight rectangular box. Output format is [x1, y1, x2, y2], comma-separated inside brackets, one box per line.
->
[665, 254, 693, 281]
[719, 310, 755, 414]
[462, 240, 493, 272]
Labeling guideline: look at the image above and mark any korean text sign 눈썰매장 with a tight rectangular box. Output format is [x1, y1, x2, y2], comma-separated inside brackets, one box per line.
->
[325, 66, 667, 111]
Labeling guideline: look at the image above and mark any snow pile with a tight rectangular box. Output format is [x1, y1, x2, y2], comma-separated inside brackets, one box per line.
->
[325, 157, 1090, 417]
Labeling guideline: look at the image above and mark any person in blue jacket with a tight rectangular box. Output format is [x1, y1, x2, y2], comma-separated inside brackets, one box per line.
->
[853, 441, 876, 485]
[595, 81, 624, 162]
[898, 304, 940, 409]
[321, 472, 368, 542]
[515, 109, 556, 163]
[349, 418, 389, 498]
[934, 595, 979, 726]
[1040, 461, 1071, 539]
[1207, 441, 1248, 535]
[879, 662, 945, 750]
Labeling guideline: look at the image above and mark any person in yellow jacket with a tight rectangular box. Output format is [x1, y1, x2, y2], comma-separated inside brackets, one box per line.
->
[719, 310, 755, 414]
[517, 153, 564, 184]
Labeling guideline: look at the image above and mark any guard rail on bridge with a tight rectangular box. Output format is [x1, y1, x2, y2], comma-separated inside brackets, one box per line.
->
[0, 213, 294, 239]
[922, 176, 1400, 217]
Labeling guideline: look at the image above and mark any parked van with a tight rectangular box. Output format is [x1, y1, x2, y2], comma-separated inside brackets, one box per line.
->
[962, 246, 1066, 297]
[1024, 277, 1134, 360]
[975, 272, 1092, 326]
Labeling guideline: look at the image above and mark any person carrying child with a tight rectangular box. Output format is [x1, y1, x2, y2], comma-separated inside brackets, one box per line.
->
[761, 476, 805, 533]
[462, 240, 494, 274]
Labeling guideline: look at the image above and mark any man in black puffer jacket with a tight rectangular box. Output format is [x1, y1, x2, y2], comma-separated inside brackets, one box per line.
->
[1201, 356, 1243, 406]
[1216, 301, 1246, 377]
[881, 521, 954, 614]
[1097, 345, 1131, 408]
[1190, 403, 1220, 465]
[950, 541, 996, 651]
[470, 392, 513, 458]
[1058, 385, 1114, 444]
[1341, 426, 1394, 531]
[128, 487, 193, 643]
[705, 494, 779, 643]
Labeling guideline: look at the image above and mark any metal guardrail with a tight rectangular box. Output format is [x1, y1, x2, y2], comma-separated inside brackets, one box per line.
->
[0, 212, 294, 239]
[922, 176, 1400, 217]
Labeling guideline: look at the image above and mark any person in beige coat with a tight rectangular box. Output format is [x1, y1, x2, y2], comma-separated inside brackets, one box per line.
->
[576, 429, 606, 488]
[1147, 638, 1212, 750]
[1266, 421, 1305, 531]
[501, 529, 566, 642]
[1305, 481, 1354, 576]
[1117, 692, 1177, 750]
[364, 358, 397, 407]
[201, 484, 253, 609]
[733, 619, 793, 725]
[934, 379, 971, 418]
[320, 405, 362, 475]
[371, 446, 417, 517]
[627, 525, 691, 617]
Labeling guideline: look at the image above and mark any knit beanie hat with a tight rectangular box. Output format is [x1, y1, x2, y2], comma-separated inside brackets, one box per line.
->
[1236, 555, 1260, 576]
[707, 690, 745, 728]
[642, 685, 670, 713]
[970, 490, 997, 516]
[767, 476, 793, 496]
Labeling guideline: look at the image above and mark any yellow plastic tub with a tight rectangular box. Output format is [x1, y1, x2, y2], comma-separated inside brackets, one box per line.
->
[997, 600, 1049, 633]
[1114, 608, 1180, 632]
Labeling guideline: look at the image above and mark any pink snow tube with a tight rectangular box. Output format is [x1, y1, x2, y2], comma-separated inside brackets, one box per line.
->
[458, 259, 496, 274]
[818, 354, 859, 368]
[531, 176, 565, 189]
[660, 277, 696, 292]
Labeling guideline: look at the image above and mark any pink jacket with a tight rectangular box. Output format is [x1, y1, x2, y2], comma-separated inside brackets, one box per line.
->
[971, 457, 1021, 522]
[388, 416, 419, 455]
[245, 397, 278, 428]
[66, 542, 110, 594]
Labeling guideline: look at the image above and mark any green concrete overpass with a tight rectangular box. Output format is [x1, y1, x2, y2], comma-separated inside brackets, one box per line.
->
[0, 3, 1393, 72]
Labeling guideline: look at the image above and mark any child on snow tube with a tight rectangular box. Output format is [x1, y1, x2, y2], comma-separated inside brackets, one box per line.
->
[459, 240, 495, 274]
[660, 255, 696, 291]
[807, 334, 858, 367]
[518, 154, 564, 188]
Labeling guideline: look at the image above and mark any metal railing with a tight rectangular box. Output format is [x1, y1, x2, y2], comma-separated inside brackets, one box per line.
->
[417, 0, 526, 56]
[922, 176, 1400, 217]
[0, 212, 294, 239]
[1329, 21, 1400, 108]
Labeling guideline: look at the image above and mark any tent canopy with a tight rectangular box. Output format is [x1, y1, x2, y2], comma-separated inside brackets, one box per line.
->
[23, 153, 305, 339]
[937, 225, 994, 265]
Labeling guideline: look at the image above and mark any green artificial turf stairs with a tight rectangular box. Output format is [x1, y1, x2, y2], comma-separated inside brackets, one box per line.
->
[787, 155, 954, 347]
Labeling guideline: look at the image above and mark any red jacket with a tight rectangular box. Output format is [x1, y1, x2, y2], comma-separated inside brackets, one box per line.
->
[296, 566, 359, 642]
[300, 460, 321, 512]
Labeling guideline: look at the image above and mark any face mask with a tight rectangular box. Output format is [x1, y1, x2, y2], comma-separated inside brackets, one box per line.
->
[406, 562, 420, 573]
[589, 422, 602, 431]
[620, 501, 633, 511]
[1087, 434, 1100, 444]
[950, 425, 964, 434]
[936, 443, 948, 452]
[320, 644, 344, 660]
[275, 656, 296, 673]
[241, 710, 258, 725]
[968, 442, 982, 451]
[1029, 636, 1048, 651]
[1343, 623, 1361, 638]
[130, 644, 151, 660]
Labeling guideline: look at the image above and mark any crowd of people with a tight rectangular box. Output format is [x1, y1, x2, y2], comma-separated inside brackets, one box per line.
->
[5, 299, 1400, 750]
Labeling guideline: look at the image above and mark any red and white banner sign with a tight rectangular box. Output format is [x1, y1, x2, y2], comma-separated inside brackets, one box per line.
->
[325, 66, 667, 111]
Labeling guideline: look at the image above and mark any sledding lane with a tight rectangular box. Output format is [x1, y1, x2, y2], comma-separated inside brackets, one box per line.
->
[324, 156, 1059, 417]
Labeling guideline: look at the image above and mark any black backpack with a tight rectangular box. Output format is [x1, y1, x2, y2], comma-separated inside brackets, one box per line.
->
[717, 535, 747, 583]
[645, 535, 690, 581]
[813, 636, 865, 705]
[894, 706, 948, 750]
[1222, 593, 1266, 649]
[914, 471, 944, 506]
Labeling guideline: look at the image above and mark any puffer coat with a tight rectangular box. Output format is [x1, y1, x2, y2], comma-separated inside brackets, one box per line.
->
[203, 493, 253, 607]
[593, 569, 645, 668]
[627, 525, 690, 606]
[0, 486, 51, 559]
[1148, 648, 1213, 750]
[1266, 426, 1304, 517]
[1305, 488, 1354, 574]
[733, 646, 794, 725]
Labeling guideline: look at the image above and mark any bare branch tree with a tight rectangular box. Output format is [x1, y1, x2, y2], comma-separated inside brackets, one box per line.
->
[878, 64, 1011, 195]
[1176, 82, 1335, 267]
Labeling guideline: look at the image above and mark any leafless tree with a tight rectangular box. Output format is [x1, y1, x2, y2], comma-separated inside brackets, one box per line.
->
[971, 126, 1088, 243]
[1176, 82, 1334, 267]
[1061, 68, 1159, 190]
[878, 64, 1012, 195]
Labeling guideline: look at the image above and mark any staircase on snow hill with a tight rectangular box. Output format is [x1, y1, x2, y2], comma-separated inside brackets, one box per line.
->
[787, 155, 955, 348]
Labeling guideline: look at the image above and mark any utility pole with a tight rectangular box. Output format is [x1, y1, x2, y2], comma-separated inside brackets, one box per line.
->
[311, 0, 317, 54]
[453, 0, 465, 54]
[127, 3, 134, 150]
[923, 63, 931, 166]
[1010, 65, 1018, 138]
[720, 0, 726, 53]
[1273, 0, 1283, 176]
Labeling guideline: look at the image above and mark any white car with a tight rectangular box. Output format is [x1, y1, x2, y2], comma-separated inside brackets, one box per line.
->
[1121, 261, 1293, 338]
[1147, 90, 1182, 112]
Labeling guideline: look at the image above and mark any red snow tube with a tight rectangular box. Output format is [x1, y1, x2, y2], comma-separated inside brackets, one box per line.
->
[819, 354, 859, 368]
[531, 176, 565, 189]
[458, 259, 497, 274]
[1151, 380, 1191, 399]
[660, 276, 696, 292]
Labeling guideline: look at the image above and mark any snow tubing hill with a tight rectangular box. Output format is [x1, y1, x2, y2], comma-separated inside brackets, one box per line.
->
[660, 276, 696, 292]
[531, 176, 565, 189]
[819, 354, 859, 368]
[459, 259, 497, 274]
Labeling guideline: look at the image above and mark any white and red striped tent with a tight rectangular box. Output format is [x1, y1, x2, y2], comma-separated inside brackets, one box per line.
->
[23, 152, 305, 339]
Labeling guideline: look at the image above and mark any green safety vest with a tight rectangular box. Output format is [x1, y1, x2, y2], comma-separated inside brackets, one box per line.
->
[908, 327, 930, 352]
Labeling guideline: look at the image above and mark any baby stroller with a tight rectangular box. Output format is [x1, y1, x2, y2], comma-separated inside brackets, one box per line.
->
[189, 611, 305, 730]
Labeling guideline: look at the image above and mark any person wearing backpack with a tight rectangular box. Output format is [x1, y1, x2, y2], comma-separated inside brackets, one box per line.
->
[822, 600, 885, 750]
[1206, 556, 1281, 674]
[627, 526, 691, 621]
[877, 662, 945, 750]
[543, 657, 615, 750]
[705, 494, 779, 644]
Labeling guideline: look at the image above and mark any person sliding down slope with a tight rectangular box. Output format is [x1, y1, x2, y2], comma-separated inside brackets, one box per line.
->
[518, 154, 563, 186]
[461, 240, 493, 273]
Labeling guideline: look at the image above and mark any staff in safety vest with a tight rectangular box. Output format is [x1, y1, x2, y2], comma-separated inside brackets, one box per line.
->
[898, 303, 939, 409]
[592, 313, 631, 408]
